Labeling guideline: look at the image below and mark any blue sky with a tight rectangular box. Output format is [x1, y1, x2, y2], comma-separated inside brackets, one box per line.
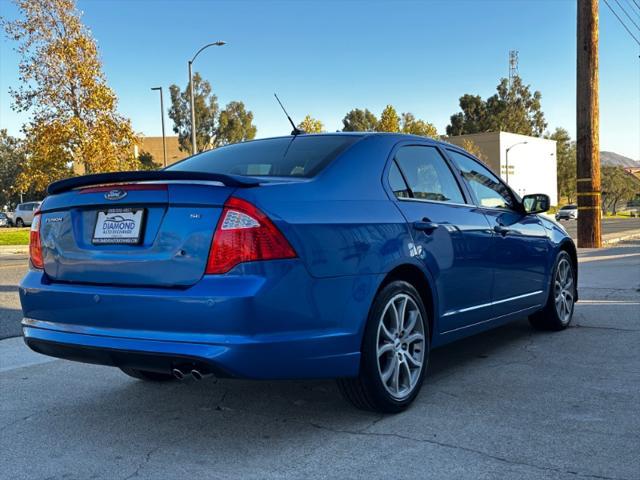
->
[1, 0, 639, 159]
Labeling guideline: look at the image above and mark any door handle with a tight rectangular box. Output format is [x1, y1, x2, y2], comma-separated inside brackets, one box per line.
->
[413, 220, 439, 234]
[494, 225, 510, 236]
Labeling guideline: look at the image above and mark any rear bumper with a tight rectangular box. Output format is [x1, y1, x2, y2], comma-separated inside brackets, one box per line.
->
[22, 318, 360, 379]
[19, 262, 380, 379]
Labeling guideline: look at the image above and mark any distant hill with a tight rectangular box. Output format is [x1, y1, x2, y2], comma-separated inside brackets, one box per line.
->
[600, 151, 640, 168]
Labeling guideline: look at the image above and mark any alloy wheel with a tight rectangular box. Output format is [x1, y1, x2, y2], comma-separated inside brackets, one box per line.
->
[554, 258, 574, 324]
[376, 293, 425, 400]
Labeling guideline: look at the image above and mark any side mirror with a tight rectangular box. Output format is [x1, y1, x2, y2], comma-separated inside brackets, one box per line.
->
[522, 193, 550, 214]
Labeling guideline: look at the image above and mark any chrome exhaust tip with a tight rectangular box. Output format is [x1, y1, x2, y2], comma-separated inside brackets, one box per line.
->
[172, 368, 185, 380]
[191, 369, 211, 381]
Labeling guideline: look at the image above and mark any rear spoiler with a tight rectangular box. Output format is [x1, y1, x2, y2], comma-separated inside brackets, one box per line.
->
[47, 171, 260, 195]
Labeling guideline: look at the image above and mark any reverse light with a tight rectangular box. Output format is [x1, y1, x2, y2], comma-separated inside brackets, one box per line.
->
[29, 212, 44, 269]
[206, 197, 296, 274]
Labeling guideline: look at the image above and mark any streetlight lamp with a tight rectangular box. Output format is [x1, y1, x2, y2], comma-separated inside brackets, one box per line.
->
[151, 87, 167, 167]
[188, 41, 226, 155]
[505, 141, 528, 185]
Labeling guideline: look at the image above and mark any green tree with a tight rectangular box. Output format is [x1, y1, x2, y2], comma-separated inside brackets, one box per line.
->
[401, 112, 438, 139]
[216, 101, 257, 146]
[342, 108, 378, 132]
[168, 72, 218, 153]
[601, 166, 639, 215]
[297, 115, 324, 134]
[3, 0, 139, 192]
[0, 130, 34, 207]
[446, 76, 547, 137]
[137, 151, 160, 171]
[547, 127, 576, 203]
[376, 105, 400, 133]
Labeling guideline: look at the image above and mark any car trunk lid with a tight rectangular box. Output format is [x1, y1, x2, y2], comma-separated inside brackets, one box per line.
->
[38, 171, 260, 288]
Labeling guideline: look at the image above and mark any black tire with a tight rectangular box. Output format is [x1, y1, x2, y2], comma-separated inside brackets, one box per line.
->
[15, 218, 24, 228]
[119, 367, 175, 382]
[337, 280, 430, 413]
[529, 251, 576, 331]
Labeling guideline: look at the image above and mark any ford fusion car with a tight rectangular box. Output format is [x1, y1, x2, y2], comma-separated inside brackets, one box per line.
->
[20, 133, 577, 413]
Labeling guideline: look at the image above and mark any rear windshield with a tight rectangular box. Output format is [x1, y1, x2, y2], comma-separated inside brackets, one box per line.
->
[167, 135, 361, 178]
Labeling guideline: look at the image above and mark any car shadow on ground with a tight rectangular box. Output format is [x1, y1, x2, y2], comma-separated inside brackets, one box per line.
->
[38, 318, 539, 427]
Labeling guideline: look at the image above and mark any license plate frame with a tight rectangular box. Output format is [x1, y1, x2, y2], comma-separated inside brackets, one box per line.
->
[92, 208, 146, 245]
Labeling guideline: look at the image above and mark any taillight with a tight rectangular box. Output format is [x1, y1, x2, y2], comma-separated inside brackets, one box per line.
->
[29, 212, 44, 269]
[206, 197, 296, 274]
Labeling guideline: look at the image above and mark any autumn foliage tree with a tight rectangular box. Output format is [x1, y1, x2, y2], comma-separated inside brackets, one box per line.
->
[376, 105, 400, 132]
[297, 115, 324, 134]
[2, 0, 140, 192]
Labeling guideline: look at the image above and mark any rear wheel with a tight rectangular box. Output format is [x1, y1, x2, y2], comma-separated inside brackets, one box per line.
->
[15, 218, 24, 228]
[119, 367, 175, 382]
[529, 251, 576, 331]
[337, 281, 429, 413]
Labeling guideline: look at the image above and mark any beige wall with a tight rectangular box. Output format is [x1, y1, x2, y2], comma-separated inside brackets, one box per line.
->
[136, 136, 189, 166]
[445, 132, 501, 173]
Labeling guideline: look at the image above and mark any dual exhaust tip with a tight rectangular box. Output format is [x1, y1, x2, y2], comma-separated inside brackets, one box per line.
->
[172, 367, 212, 381]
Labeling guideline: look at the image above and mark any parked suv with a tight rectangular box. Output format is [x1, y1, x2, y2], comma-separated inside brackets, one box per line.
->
[556, 204, 578, 221]
[10, 202, 42, 227]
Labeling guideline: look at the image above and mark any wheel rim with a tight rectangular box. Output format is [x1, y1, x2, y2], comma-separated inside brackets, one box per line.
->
[554, 258, 575, 324]
[376, 293, 425, 400]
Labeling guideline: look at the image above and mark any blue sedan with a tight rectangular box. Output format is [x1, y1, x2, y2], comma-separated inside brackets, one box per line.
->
[20, 133, 577, 412]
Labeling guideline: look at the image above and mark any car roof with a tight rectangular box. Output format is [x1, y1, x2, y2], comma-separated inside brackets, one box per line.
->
[247, 131, 453, 148]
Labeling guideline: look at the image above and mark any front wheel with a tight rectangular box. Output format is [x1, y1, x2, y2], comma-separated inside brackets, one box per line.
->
[529, 251, 576, 331]
[337, 281, 429, 413]
[15, 218, 24, 228]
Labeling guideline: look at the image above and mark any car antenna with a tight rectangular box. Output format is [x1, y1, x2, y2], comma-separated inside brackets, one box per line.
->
[274, 93, 304, 136]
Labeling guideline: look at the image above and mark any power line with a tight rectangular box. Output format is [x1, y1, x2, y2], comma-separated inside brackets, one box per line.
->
[622, 0, 640, 21]
[631, 0, 640, 10]
[603, 0, 640, 46]
[613, 0, 640, 31]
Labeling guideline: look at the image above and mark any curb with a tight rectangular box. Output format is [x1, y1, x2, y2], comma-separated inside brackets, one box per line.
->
[602, 229, 640, 246]
[0, 245, 29, 255]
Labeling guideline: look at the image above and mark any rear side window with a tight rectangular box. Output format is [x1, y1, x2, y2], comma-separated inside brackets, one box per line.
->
[167, 135, 360, 178]
[388, 162, 411, 198]
[447, 150, 516, 210]
[394, 146, 465, 204]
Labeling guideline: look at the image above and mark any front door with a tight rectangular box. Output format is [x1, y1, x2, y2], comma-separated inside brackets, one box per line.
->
[445, 149, 549, 317]
[388, 144, 495, 333]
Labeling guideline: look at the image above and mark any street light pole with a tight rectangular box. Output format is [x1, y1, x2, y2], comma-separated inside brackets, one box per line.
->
[151, 87, 167, 167]
[188, 41, 226, 156]
[505, 141, 528, 185]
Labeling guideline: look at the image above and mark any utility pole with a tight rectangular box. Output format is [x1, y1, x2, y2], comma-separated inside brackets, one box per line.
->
[151, 87, 167, 167]
[576, 0, 602, 248]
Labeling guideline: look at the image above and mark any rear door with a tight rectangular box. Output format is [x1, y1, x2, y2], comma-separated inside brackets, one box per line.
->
[446, 149, 549, 317]
[387, 144, 495, 333]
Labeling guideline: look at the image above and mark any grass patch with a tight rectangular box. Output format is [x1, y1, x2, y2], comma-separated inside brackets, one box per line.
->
[0, 227, 30, 245]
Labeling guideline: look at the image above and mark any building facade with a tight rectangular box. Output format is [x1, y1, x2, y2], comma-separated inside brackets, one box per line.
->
[447, 131, 558, 206]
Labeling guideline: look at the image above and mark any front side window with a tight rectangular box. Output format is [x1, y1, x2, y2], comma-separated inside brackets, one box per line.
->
[394, 146, 464, 204]
[447, 150, 516, 210]
[167, 135, 361, 178]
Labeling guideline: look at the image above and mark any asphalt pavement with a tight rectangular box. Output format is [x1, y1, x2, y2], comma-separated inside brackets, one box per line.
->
[559, 217, 640, 242]
[0, 254, 26, 339]
[1, 243, 639, 479]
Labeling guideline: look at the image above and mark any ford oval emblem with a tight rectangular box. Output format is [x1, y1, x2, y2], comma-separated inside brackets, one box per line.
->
[104, 189, 127, 201]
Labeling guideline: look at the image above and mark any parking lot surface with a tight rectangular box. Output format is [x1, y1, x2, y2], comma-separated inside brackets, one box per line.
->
[1, 243, 639, 479]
